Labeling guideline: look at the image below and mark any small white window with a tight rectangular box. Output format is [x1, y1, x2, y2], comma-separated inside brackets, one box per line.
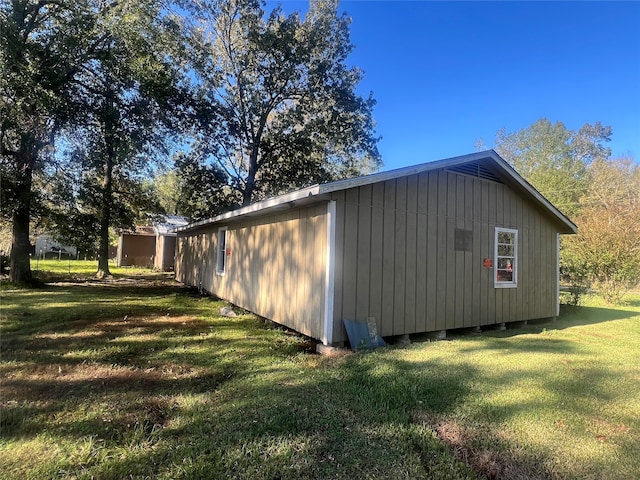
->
[495, 227, 517, 288]
[216, 227, 227, 275]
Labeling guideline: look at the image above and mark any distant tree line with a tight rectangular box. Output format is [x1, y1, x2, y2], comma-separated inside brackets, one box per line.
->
[487, 118, 640, 304]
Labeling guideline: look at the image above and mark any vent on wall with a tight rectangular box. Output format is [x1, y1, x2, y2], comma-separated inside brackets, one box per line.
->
[447, 162, 503, 183]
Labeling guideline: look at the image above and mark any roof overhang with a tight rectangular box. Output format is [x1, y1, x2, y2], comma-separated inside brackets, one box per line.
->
[177, 150, 577, 235]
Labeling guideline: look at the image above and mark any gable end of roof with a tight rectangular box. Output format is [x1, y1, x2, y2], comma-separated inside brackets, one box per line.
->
[177, 150, 577, 235]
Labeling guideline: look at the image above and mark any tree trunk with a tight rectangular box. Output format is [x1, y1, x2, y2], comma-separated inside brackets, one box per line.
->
[96, 148, 114, 278]
[242, 148, 259, 206]
[9, 155, 34, 284]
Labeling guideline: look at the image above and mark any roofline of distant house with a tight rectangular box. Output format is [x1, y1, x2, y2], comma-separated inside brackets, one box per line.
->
[177, 150, 577, 234]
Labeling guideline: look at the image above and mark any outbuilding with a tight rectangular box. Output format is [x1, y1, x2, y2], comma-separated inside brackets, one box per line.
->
[175, 150, 577, 346]
[117, 215, 189, 270]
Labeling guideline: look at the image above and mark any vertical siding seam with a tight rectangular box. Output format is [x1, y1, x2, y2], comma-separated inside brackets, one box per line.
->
[382, 180, 396, 334]
[354, 190, 360, 319]
[365, 188, 374, 324]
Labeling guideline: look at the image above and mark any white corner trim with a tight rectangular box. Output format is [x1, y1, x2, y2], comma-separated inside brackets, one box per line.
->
[322, 200, 337, 346]
[556, 233, 560, 316]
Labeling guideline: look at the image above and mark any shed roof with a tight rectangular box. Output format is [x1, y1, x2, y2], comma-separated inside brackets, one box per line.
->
[178, 150, 577, 234]
[153, 215, 189, 236]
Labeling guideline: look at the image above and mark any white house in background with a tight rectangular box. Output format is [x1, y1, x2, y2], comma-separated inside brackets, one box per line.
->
[34, 234, 78, 259]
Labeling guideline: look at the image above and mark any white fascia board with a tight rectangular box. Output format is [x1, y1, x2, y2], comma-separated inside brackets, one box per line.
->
[177, 185, 321, 233]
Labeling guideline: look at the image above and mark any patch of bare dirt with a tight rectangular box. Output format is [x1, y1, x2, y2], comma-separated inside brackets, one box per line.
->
[46, 272, 179, 288]
[411, 410, 548, 480]
[1, 362, 231, 402]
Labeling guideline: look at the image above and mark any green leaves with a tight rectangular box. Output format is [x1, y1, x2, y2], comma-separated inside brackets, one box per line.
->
[494, 118, 611, 218]
[495, 118, 638, 304]
[190, 0, 381, 205]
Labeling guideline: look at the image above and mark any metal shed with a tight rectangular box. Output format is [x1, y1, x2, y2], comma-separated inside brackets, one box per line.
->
[175, 150, 577, 346]
[117, 215, 189, 270]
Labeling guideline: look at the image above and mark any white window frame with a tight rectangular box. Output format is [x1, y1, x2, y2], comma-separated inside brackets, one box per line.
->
[216, 227, 228, 275]
[495, 227, 517, 288]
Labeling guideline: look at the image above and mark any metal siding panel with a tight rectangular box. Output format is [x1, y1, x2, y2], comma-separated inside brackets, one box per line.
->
[406, 209, 418, 334]
[487, 183, 497, 324]
[417, 172, 429, 215]
[407, 175, 418, 214]
[405, 176, 419, 333]
[369, 182, 385, 327]
[316, 204, 329, 339]
[543, 220, 552, 315]
[531, 212, 540, 318]
[369, 202, 384, 330]
[289, 210, 300, 322]
[454, 175, 465, 328]
[496, 183, 504, 226]
[298, 213, 310, 334]
[343, 193, 359, 321]
[272, 219, 283, 322]
[416, 211, 428, 332]
[356, 186, 372, 321]
[393, 177, 407, 335]
[381, 181, 396, 336]
[447, 217, 460, 328]
[436, 173, 448, 331]
[447, 172, 456, 219]
[472, 179, 482, 327]
[513, 193, 523, 321]
[480, 216, 490, 325]
[428, 171, 438, 217]
[464, 176, 474, 327]
[256, 220, 269, 316]
[426, 212, 438, 331]
[437, 170, 448, 218]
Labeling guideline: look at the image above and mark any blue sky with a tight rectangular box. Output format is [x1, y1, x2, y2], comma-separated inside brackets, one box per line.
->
[278, 1, 640, 171]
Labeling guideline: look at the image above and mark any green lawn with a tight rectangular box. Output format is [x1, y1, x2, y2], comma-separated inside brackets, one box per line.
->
[30, 258, 159, 279]
[1, 267, 639, 479]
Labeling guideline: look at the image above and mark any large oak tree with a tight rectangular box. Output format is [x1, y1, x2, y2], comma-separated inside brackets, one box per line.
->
[1, 0, 98, 283]
[189, 0, 381, 207]
[2, 0, 190, 280]
[51, 0, 188, 277]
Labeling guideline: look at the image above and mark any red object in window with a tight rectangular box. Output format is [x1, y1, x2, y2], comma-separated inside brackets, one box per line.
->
[506, 261, 512, 272]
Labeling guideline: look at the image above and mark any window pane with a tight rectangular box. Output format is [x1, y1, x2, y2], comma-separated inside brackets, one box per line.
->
[497, 270, 513, 282]
[217, 230, 226, 273]
[495, 228, 517, 286]
[497, 258, 514, 269]
[497, 232, 514, 244]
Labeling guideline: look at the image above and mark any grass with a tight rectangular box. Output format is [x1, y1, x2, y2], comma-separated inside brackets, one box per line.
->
[1, 263, 639, 479]
[29, 258, 158, 280]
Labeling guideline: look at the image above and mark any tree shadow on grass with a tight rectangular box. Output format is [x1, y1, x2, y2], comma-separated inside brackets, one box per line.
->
[3, 282, 636, 479]
[67, 353, 484, 480]
[1, 285, 482, 479]
[473, 304, 639, 341]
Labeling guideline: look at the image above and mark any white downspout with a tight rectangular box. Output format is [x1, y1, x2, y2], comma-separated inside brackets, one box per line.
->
[322, 200, 337, 345]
